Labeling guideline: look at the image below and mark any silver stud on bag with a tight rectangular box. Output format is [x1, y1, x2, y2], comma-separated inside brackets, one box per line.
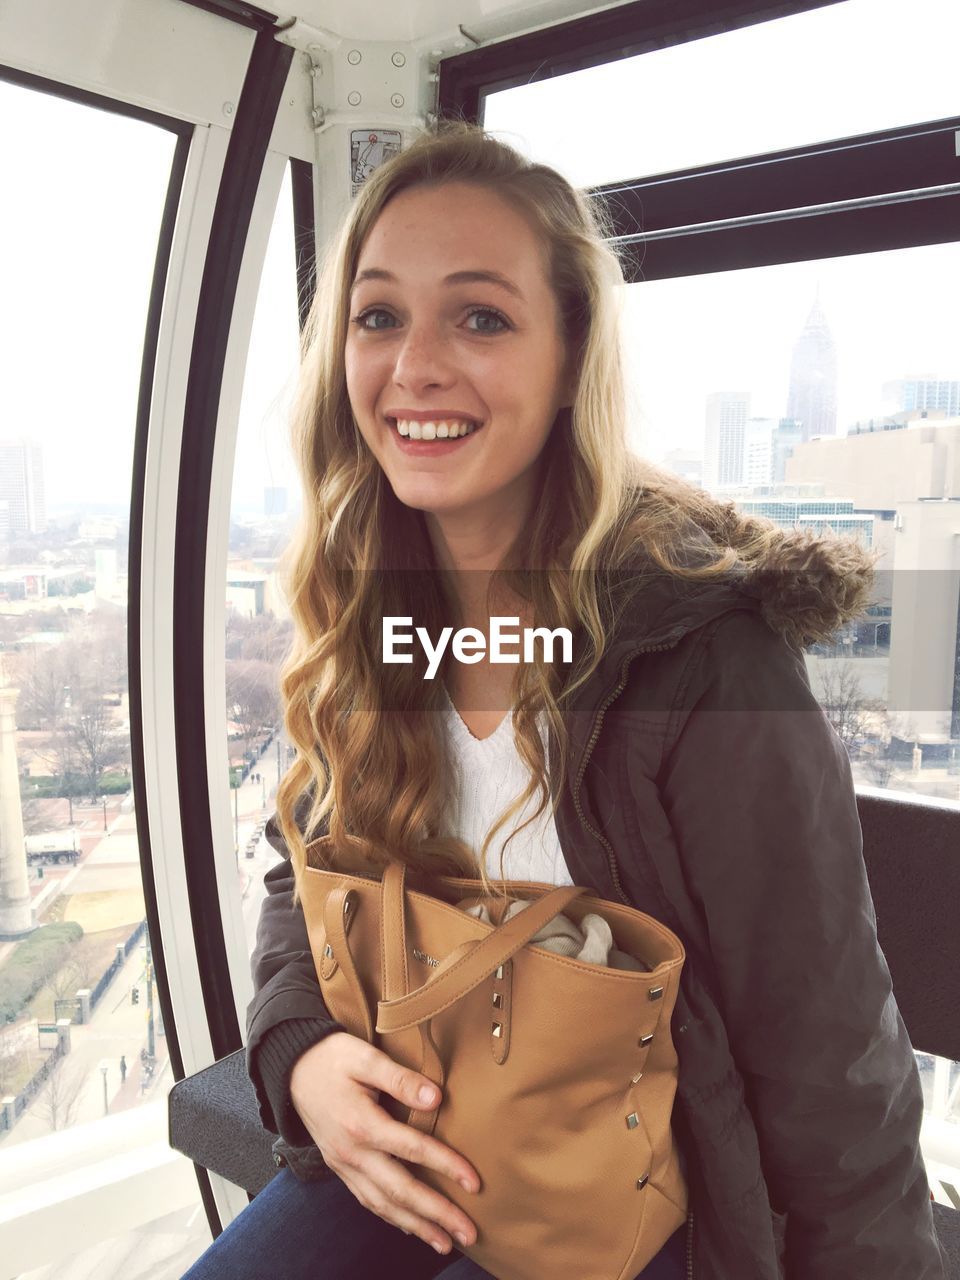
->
[323, 943, 333, 958]
[631, 1070, 644, 1084]
[626, 1112, 639, 1129]
[638, 1033, 654, 1047]
[492, 992, 503, 1008]
[637, 1173, 649, 1190]
[495, 965, 504, 980]
[492, 1021, 503, 1037]
[648, 987, 664, 1001]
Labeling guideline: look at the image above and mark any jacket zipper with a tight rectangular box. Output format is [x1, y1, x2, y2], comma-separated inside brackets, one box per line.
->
[686, 1209, 695, 1279]
[571, 636, 683, 907]
[571, 633, 694, 1278]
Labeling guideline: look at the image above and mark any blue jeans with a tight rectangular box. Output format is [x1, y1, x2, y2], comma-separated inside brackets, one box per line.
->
[181, 1168, 687, 1279]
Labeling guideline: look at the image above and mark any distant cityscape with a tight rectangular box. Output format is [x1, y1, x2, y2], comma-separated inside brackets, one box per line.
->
[647, 298, 960, 763]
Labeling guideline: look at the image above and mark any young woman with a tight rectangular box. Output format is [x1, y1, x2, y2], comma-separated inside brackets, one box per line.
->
[184, 122, 944, 1280]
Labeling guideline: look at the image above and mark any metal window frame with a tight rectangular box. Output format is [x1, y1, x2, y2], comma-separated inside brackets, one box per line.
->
[589, 114, 960, 280]
[174, 25, 293, 1070]
[173, 0, 278, 32]
[291, 157, 318, 331]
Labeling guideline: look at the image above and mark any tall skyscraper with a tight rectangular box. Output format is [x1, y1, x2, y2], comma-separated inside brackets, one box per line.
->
[0, 438, 46, 538]
[703, 392, 750, 492]
[786, 293, 838, 443]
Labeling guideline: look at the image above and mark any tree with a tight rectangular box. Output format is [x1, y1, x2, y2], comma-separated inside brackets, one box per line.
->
[226, 659, 281, 764]
[69, 687, 129, 797]
[7, 643, 71, 731]
[36, 1051, 86, 1132]
[811, 658, 875, 753]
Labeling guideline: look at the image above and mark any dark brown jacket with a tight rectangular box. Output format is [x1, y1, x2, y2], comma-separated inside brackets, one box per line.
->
[246, 535, 945, 1279]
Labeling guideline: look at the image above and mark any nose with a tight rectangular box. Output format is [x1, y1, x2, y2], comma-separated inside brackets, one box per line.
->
[392, 318, 455, 392]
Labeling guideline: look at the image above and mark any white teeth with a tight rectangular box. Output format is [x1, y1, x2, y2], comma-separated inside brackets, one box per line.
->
[394, 418, 479, 440]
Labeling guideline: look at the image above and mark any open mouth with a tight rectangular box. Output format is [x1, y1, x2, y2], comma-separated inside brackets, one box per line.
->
[386, 416, 483, 441]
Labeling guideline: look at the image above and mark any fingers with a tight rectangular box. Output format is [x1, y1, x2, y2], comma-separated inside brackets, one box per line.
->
[372, 1102, 480, 1195]
[340, 1150, 478, 1257]
[349, 1045, 480, 1188]
[300, 1037, 484, 1257]
[361, 1042, 447, 1114]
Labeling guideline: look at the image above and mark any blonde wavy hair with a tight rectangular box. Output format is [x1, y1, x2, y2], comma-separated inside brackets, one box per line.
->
[273, 118, 877, 909]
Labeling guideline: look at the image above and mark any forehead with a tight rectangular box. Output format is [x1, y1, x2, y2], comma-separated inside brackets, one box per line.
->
[354, 182, 551, 290]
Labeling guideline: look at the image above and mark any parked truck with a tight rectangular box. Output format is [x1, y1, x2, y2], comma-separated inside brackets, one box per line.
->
[24, 829, 81, 867]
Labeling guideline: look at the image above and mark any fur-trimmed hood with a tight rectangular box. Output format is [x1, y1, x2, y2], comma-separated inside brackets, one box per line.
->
[704, 524, 880, 652]
[592, 520, 881, 692]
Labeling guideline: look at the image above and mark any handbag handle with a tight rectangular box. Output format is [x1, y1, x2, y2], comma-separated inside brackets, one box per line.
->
[377, 860, 588, 1034]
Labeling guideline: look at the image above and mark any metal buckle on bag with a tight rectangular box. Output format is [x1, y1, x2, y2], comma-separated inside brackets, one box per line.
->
[322, 890, 358, 968]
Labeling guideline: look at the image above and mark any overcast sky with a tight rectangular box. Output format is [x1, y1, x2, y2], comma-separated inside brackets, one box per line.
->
[1, 0, 957, 513]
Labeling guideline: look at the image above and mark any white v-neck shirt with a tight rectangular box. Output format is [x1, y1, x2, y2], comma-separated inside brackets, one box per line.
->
[440, 683, 574, 887]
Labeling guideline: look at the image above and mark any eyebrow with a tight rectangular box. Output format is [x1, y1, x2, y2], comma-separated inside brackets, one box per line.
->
[351, 267, 525, 301]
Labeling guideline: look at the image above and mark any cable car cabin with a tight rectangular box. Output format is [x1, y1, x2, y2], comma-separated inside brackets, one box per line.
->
[0, 0, 958, 1277]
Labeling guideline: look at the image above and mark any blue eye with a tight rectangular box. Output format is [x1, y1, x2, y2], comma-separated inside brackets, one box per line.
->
[352, 308, 395, 331]
[351, 306, 511, 334]
[465, 307, 510, 334]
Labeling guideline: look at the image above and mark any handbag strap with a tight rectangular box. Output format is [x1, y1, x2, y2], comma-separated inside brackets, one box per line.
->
[323, 886, 375, 1043]
[377, 860, 587, 1034]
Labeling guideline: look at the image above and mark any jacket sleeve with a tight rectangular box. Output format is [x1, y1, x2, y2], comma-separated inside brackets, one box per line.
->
[655, 609, 943, 1279]
[246, 809, 348, 1150]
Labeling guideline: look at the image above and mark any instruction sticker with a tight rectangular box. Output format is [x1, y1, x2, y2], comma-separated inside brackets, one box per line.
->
[351, 130, 402, 197]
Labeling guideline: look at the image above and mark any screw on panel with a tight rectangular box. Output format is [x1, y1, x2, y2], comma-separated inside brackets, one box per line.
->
[348, 92, 361, 106]
[391, 94, 405, 108]
[223, 103, 234, 116]
[347, 49, 362, 64]
[392, 52, 406, 67]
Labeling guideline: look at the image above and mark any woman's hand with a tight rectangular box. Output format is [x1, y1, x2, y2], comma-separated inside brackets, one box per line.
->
[290, 1031, 481, 1256]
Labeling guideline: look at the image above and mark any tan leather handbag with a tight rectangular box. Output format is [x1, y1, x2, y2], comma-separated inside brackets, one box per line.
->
[298, 838, 688, 1280]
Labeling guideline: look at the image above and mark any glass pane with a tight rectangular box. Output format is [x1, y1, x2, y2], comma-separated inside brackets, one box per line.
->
[483, 0, 960, 187]
[226, 163, 301, 946]
[619, 240, 960, 808]
[0, 71, 206, 1257]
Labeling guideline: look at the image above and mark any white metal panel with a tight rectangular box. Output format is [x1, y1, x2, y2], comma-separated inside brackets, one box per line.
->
[137, 119, 250, 1228]
[140, 121, 226, 1084]
[270, 0, 625, 49]
[0, 1103, 196, 1278]
[203, 148, 289, 1041]
[0, 0, 252, 127]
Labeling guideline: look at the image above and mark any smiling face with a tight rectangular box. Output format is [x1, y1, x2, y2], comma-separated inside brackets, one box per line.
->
[344, 181, 574, 560]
